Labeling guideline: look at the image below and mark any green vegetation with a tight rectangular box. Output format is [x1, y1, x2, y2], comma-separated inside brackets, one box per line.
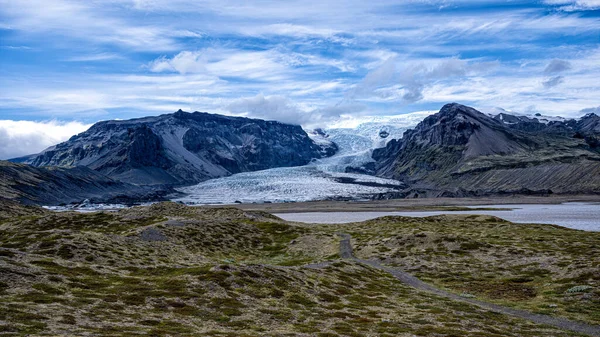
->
[329, 214, 600, 325]
[0, 202, 594, 336]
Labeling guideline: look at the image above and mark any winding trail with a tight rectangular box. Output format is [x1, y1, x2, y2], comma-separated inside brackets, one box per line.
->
[337, 233, 600, 337]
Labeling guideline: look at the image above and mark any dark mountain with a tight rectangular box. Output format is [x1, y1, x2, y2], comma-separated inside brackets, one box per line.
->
[492, 113, 553, 132]
[576, 113, 600, 133]
[0, 161, 175, 205]
[493, 110, 600, 136]
[493, 111, 600, 150]
[373, 103, 600, 196]
[17, 110, 337, 185]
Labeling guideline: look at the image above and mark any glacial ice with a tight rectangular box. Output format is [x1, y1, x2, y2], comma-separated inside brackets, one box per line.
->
[174, 115, 424, 204]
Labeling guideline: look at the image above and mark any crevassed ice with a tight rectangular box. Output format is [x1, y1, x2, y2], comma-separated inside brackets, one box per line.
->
[174, 119, 415, 204]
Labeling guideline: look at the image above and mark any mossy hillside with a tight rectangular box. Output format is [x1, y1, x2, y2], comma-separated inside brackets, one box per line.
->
[330, 214, 600, 325]
[0, 203, 334, 267]
[0, 258, 579, 337]
[0, 202, 594, 336]
[0, 198, 49, 223]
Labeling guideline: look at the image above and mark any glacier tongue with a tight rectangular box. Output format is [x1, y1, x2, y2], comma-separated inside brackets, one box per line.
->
[173, 166, 403, 204]
[174, 115, 426, 204]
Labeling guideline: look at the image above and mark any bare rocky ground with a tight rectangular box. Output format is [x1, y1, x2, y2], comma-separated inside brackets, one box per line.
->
[0, 202, 598, 336]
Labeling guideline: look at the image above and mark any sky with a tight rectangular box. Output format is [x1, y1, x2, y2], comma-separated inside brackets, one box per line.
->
[1, 0, 599, 158]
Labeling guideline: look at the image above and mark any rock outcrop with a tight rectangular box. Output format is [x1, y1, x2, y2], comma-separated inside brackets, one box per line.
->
[17, 110, 337, 185]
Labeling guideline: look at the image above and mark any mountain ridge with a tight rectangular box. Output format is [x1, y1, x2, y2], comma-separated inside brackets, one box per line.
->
[17, 110, 337, 186]
[372, 103, 600, 196]
[0, 160, 175, 205]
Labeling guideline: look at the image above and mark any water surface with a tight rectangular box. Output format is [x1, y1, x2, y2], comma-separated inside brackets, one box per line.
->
[276, 202, 600, 231]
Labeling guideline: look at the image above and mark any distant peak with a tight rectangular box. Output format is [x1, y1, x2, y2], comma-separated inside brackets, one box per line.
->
[441, 102, 463, 108]
[440, 103, 473, 112]
[173, 109, 191, 119]
[439, 102, 462, 111]
[438, 103, 483, 118]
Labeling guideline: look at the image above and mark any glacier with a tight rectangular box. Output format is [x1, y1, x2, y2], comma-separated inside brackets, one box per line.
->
[174, 111, 433, 204]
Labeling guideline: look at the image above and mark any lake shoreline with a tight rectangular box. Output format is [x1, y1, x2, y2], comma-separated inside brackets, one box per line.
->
[267, 201, 600, 231]
[223, 194, 600, 213]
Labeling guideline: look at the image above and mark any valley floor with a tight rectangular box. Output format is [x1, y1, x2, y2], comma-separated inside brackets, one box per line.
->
[0, 202, 598, 336]
[227, 194, 600, 213]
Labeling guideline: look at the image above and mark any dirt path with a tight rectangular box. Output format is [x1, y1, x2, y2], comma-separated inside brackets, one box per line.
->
[337, 233, 600, 337]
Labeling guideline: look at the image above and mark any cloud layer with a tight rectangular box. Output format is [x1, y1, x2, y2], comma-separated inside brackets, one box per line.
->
[0, 0, 599, 139]
[0, 120, 91, 159]
[544, 60, 572, 74]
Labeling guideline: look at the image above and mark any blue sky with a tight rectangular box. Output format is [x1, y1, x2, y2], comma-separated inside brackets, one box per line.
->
[0, 0, 599, 158]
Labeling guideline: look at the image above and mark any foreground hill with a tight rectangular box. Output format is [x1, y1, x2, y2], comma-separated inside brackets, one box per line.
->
[373, 103, 600, 196]
[15, 110, 336, 185]
[0, 202, 598, 336]
[0, 161, 174, 205]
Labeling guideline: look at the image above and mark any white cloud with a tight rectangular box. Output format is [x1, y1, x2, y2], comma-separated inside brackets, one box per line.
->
[348, 58, 398, 99]
[241, 23, 353, 44]
[422, 66, 600, 118]
[225, 94, 367, 127]
[328, 110, 436, 129]
[1, 0, 599, 125]
[544, 0, 600, 10]
[314, 102, 367, 122]
[289, 81, 346, 96]
[1, 45, 32, 50]
[66, 53, 123, 62]
[580, 106, 600, 115]
[147, 48, 354, 81]
[542, 75, 565, 88]
[148, 49, 288, 79]
[348, 57, 497, 103]
[0, 120, 92, 159]
[544, 59, 572, 73]
[0, 90, 113, 115]
[276, 52, 355, 72]
[226, 94, 308, 125]
[149, 51, 205, 74]
[0, 0, 184, 51]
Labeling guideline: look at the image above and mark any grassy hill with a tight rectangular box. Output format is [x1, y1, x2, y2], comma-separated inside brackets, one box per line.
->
[0, 202, 597, 336]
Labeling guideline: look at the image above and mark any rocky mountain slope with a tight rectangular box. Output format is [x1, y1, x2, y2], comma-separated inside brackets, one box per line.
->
[17, 110, 336, 185]
[373, 103, 600, 196]
[0, 161, 174, 205]
[493, 110, 600, 136]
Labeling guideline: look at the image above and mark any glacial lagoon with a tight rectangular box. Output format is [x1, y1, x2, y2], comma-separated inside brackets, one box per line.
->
[276, 202, 600, 231]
